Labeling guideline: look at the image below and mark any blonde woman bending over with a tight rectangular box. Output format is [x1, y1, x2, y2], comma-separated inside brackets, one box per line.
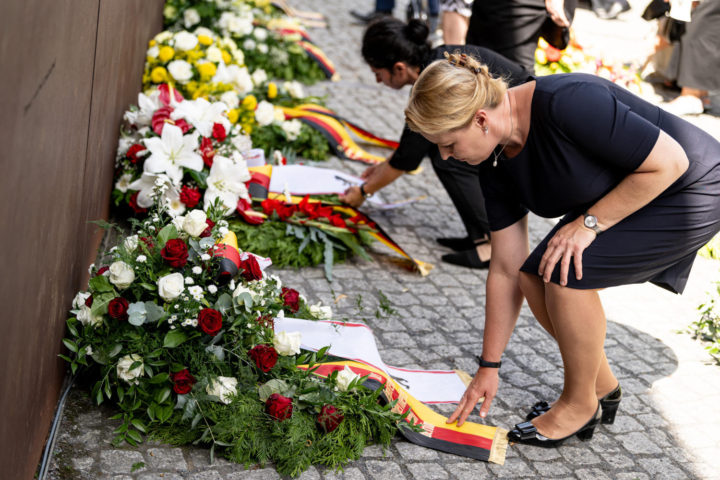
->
[406, 52, 720, 446]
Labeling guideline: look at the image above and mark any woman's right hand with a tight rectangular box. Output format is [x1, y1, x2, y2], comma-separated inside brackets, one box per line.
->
[446, 367, 499, 427]
[338, 185, 365, 208]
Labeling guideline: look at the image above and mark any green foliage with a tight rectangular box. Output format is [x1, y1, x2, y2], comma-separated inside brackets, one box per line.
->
[692, 279, 720, 364]
[699, 232, 720, 261]
[251, 122, 330, 161]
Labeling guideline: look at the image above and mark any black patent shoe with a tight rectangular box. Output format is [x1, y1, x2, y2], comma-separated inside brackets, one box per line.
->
[436, 236, 488, 251]
[441, 249, 490, 269]
[508, 405, 601, 447]
[526, 384, 622, 425]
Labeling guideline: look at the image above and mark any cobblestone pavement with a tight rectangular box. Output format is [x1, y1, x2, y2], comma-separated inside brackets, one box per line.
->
[48, 1, 720, 479]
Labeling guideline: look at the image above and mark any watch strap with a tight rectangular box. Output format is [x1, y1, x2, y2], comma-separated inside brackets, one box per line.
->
[360, 183, 372, 198]
[475, 355, 502, 368]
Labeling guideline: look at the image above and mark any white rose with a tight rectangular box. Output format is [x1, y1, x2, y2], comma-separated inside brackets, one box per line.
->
[158, 273, 185, 302]
[183, 8, 201, 28]
[335, 366, 360, 392]
[182, 209, 208, 237]
[115, 173, 133, 193]
[206, 376, 238, 404]
[251, 68, 267, 86]
[220, 91, 239, 109]
[155, 31, 173, 43]
[243, 38, 256, 51]
[77, 305, 103, 328]
[309, 303, 333, 320]
[254, 100, 275, 126]
[167, 60, 193, 83]
[124, 235, 139, 252]
[227, 65, 253, 94]
[219, 12, 253, 35]
[194, 27, 215, 38]
[273, 331, 302, 356]
[206, 45, 223, 63]
[116, 354, 144, 384]
[72, 291, 91, 309]
[273, 107, 285, 123]
[281, 119, 302, 141]
[284, 81, 305, 99]
[109, 261, 135, 290]
[173, 31, 198, 51]
[253, 28, 268, 41]
[147, 45, 159, 59]
[257, 43, 268, 54]
[231, 134, 253, 154]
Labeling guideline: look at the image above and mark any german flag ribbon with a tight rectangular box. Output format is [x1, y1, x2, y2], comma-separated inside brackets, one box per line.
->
[280, 104, 398, 165]
[304, 360, 508, 464]
[247, 165, 272, 200]
[297, 40, 339, 80]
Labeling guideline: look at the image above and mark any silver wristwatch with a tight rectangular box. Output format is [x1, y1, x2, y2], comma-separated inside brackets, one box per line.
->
[583, 213, 603, 235]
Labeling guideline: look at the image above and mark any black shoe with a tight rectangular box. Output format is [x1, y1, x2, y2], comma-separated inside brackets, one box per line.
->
[526, 384, 622, 425]
[441, 249, 490, 269]
[436, 236, 488, 251]
[350, 9, 391, 23]
[508, 404, 601, 447]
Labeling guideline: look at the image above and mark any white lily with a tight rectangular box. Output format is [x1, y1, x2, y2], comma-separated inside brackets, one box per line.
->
[171, 98, 230, 138]
[124, 91, 162, 127]
[212, 61, 253, 94]
[128, 172, 180, 210]
[203, 155, 251, 214]
[142, 124, 202, 184]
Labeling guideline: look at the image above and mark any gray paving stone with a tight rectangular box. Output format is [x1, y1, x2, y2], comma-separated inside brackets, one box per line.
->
[447, 461, 489, 478]
[72, 457, 94, 470]
[486, 456, 535, 477]
[187, 472, 223, 480]
[619, 432, 663, 455]
[145, 448, 187, 471]
[225, 468, 281, 479]
[361, 444, 389, 458]
[99, 450, 146, 474]
[322, 466, 366, 480]
[637, 457, 692, 480]
[395, 442, 439, 460]
[406, 462, 449, 479]
[138, 474, 184, 480]
[365, 460, 407, 480]
[533, 461, 572, 477]
[575, 468, 613, 480]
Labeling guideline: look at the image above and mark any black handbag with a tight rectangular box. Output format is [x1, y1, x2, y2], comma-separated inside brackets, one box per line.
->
[642, 0, 670, 20]
[540, 0, 578, 50]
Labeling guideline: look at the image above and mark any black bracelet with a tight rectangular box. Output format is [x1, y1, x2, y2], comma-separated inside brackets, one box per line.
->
[360, 183, 373, 199]
[475, 355, 501, 368]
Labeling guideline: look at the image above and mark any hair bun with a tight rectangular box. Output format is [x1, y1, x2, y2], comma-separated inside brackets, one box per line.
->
[403, 18, 429, 44]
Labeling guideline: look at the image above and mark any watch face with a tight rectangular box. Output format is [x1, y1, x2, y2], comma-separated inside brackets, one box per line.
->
[584, 215, 597, 228]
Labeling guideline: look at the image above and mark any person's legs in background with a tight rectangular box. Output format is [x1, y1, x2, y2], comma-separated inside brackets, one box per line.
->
[351, 0, 395, 23]
[440, 0, 473, 45]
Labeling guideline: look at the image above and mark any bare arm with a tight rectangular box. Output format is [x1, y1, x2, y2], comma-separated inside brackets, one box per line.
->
[539, 130, 689, 284]
[338, 159, 405, 207]
[447, 215, 529, 426]
[546, 0, 570, 26]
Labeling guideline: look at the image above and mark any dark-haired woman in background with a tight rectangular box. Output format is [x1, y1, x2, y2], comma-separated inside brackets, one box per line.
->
[340, 17, 528, 268]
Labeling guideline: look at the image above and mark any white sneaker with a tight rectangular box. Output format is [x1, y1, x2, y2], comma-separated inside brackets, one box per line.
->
[662, 95, 706, 116]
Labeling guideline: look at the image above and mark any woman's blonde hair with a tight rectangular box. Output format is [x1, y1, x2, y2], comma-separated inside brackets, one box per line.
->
[405, 52, 508, 136]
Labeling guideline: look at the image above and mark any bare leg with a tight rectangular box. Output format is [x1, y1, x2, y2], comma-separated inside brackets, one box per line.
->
[476, 241, 492, 262]
[441, 11, 469, 45]
[519, 273, 618, 399]
[528, 283, 608, 438]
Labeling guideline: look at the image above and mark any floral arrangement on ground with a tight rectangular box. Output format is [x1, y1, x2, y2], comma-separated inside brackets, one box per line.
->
[61, 199, 407, 476]
[114, 84, 376, 277]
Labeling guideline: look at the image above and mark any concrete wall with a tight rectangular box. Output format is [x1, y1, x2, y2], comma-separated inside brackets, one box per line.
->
[0, 1, 163, 478]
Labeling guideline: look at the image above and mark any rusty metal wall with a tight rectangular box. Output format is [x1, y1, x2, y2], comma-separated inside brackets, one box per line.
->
[0, 1, 163, 478]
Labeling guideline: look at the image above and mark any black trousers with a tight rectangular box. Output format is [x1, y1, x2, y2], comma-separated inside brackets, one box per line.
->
[429, 151, 490, 241]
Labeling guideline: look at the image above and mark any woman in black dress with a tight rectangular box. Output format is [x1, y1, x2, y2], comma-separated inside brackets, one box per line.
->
[340, 17, 528, 268]
[405, 52, 720, 445]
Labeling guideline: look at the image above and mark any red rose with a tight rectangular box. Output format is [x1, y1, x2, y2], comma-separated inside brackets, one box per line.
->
[161, 238, 189, 268]
[200, 137, 216, 168]
[171, 369, 197, 395]
[125, 144, 146, 163]
[200, 219, 215, 238]
[281, 287, 300, 313]
[128, 192, 147, 214]
[180, 185, 202, 208]
[240, 255, 263, 282]
[256, 314, 274, 329]
[140, 236, 154, 250]
[198, 308, 222, 336]
[266, 393, 293, 421]
[107, 297, 129, 321]
[95, 266, 109, 276]
[212, 123, 227, 142]
[84, 295, 94, 307]
[317, 404, 344, 433]
[248, 344, 278, 372]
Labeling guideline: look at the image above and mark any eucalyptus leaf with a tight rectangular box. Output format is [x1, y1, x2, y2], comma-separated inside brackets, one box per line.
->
[323, 238, 334, 281]
[127, 302, 147, 326]
[257, 379, 289, 402]
[199, 237, 215, 250]
[214, 293, 233, 315]
[144, 302, 166, 323]
[205, 345, 225, 361]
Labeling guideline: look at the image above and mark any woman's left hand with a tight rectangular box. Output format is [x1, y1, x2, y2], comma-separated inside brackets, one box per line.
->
[538, 217, 596, 285]
[339, 185, 364, 208]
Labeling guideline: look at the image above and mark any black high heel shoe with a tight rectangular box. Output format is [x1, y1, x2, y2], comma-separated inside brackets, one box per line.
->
[526, 384, 622, 425]
[508, 404, 601, 447]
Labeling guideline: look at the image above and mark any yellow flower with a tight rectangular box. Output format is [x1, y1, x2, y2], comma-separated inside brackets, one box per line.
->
[197, 62, 217, 81]
[221, 50, 232, 65]
[267, 82, 278, 99]
[197, 35, 213, 46]
[148, 39, 157, 47]
[227, 109, 240, 124]
[242, 95, 258, 111]
[186, 81, 199, 95]
[185, 50, 204, 63]
[242, 122, 253, 134]
[150, 66, 168, 83]
[158, 46, 175, 63]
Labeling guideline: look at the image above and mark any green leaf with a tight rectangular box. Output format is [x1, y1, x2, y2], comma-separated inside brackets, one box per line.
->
[131, 461, 145, 473]
[127, 429, 143, 444]
[148, 373, 170, 384]
[323, 238, 334, 281]
[62, 339, 78, 353]
[157, 224, 178, 248]
[144, 302, 166, 323]
[91, 292, 116, 317]
[131, 419, 147, 433]
[163, 329, 189, 348]
[139, 282, 156, 291]
[214, 293, 233, 315]
[89, 275, 114, 293]
[155, 387, 171, 404]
